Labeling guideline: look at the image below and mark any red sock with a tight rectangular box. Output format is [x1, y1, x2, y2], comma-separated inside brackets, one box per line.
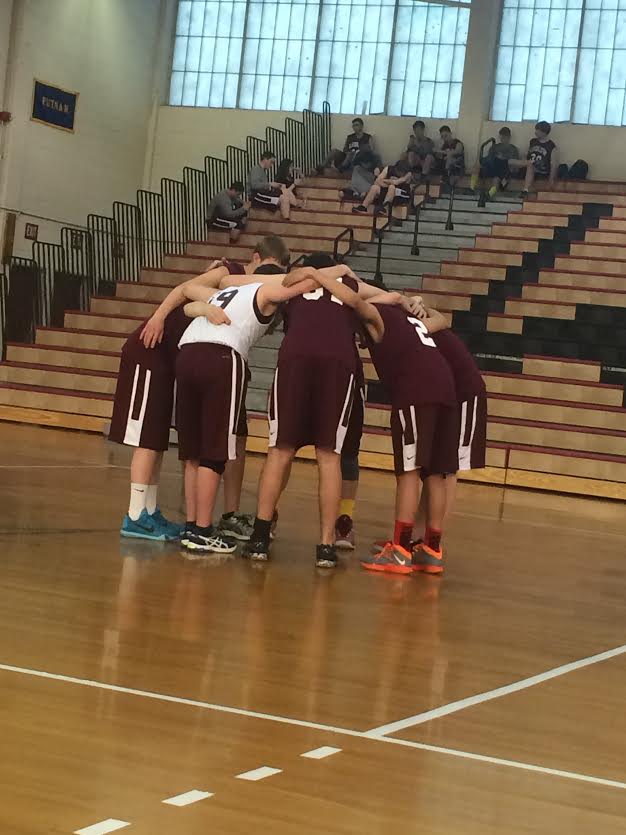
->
[394, 520, 413, 551]
[425, 526, 442, 552]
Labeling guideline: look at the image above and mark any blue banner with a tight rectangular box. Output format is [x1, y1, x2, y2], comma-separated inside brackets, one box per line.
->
[31, 80, 78, 132]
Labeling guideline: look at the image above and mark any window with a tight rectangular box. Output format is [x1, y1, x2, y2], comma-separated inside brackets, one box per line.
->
[170, 0, 471, 116]
[388, 0, 469, 118]
[492, 0, 626, 126]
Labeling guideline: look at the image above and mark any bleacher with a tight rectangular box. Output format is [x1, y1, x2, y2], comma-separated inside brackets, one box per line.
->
[0, 107, 624, 500]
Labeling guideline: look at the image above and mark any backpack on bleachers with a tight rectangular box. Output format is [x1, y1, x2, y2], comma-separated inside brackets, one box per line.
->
[568, 159, 589, 180]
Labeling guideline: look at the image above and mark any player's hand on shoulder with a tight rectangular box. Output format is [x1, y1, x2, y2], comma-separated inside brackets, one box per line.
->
[204, 305, 231, 326]
[401, 294, 426, 318]
[140, 315, 165, 349]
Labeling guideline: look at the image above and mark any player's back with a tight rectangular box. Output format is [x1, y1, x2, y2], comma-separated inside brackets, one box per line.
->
[431, 329, 485, 402]
[280, 276, 359, 370]
[367, 304, 456, 407]
[178, 282, 271, 361]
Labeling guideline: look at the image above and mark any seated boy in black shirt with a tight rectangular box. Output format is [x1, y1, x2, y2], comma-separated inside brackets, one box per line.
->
[508, 121, 558, 198]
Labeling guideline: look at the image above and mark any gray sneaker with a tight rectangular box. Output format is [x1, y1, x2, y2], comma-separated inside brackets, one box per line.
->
[219, 512, 253, 541]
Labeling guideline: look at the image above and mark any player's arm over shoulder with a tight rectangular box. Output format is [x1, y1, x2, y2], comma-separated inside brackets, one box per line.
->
[256, 269, 319, 312]
[312, 270, 384, 343]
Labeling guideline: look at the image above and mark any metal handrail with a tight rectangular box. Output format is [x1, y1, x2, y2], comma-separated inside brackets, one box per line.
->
[372, 204, 394, 288]
[411, 200, 422, 256]
[333, 227, 355, 262]
[445, 185, 456, 231]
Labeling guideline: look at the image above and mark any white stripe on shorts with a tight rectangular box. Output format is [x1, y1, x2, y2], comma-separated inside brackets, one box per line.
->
[255, 192, 280, 206]
[334, 374, 355, 454]
[123, 365, 152, 447]
[458, 396, 478, 471]
[399, 405, 418, 472]
[228, 350, 245, 460]
[268, 367, 279, 447]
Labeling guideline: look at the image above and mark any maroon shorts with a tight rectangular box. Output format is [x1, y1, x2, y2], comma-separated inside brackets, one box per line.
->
[456, 393, 487, 472]
[391, 403, 460, 477]
[269, 355, 356, 453]
[342, 383, 364, 459]
[109, 341, 174, 452]
[175, 343, 247, 462]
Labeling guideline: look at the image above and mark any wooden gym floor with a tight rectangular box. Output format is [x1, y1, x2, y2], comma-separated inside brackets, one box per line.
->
[1, 423, 625, 835]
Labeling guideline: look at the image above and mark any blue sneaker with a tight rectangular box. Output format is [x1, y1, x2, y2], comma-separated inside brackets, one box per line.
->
[120, 509, 168, 541]
[150, 508, 183, 540]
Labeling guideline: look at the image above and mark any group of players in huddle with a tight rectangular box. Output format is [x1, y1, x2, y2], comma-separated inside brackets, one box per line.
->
[109, 234, 486, 575]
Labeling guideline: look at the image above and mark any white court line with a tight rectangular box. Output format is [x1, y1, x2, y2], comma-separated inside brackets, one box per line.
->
[236, 766, 282, 781]
[162, 789, 213, 806]
[1, 660, 625, 793]
[301, 746, 342, 760]
[74, 820, 130, 835]
[364, 643, 626, 738]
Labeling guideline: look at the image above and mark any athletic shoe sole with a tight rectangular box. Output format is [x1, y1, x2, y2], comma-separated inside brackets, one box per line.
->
[412, 563, 444, 575]
[335, 538, 355, 551]
[219, 529, 252, 541]
[120, 529, 168, 542]
[185, 541, 237, 554]
[361, 561, 412, 575]
[316, 559, 337, 568]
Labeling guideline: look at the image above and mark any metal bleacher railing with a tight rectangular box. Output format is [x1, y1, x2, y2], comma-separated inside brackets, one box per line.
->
[1, 103, 332, 350]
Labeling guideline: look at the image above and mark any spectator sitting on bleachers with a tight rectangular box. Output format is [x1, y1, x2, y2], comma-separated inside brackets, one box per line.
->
[352, 160, 412, 215]
[207, 181, 248, 242]
[319, 118, 378, 173]
[405, 120, 435, 179]
[275, 158, 306, 220]
[248, 150, 290, 216]
[507, 121, 558, 198]
[338, 150, 380, 205]
[470, 126, 520, 199]
[434, 125, 465, 185]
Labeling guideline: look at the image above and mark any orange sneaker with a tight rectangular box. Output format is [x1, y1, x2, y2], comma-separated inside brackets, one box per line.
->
[361, 543, 413, 575]
[412, 542, 444, 575]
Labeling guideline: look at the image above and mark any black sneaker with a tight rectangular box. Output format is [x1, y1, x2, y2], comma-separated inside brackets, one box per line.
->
[316, 544, 338, 569]
[519, 190, 529, 200]
[352, 205, 367, 214]
[242, 538, 270, 562]
[180, 523, 198, 549]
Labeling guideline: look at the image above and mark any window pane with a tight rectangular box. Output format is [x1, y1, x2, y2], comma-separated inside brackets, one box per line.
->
[393, 0, 469, 118]
[170, 0, 472, 114]
[573, 0, 626, 125]
[491, 0, 582, 121]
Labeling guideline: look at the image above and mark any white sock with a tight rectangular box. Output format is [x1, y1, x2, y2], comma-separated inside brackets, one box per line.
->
[146, 484, 158, 516]
[129, 483, 148, 521]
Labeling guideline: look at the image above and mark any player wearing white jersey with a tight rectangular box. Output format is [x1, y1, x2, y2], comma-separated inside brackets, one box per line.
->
[175, 274, 318, 553]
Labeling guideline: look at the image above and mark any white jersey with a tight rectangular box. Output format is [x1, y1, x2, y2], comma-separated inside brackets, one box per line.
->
[178, 282, 273, 361]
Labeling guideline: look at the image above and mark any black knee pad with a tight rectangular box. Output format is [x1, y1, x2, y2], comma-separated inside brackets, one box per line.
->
[199, 458, 226, 475]
[340, 453, 360, 482]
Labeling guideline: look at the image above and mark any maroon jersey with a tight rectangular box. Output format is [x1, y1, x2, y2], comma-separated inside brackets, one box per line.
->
[279, 276, 360, 370]
[366, 304, 456, 408]
[432, 329, 486, 403]
[223, 260, 246, 275]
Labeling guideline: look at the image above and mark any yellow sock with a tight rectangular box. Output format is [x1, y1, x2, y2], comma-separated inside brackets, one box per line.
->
[470, 173, 479, 190]
[488, 185, 498, 198]
[339, 498, 355, 519]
